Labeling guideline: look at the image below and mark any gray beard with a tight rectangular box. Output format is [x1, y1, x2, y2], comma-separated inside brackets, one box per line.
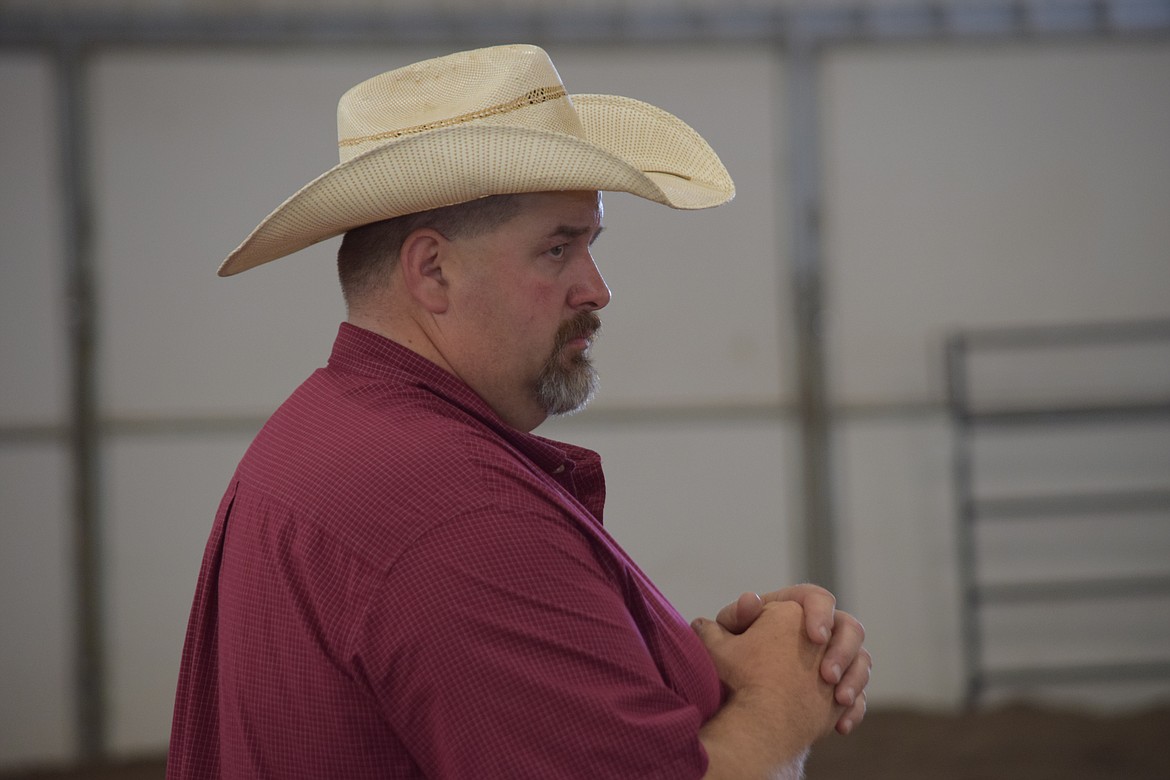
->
[535, 311, 601, 417]
[536, 351, 598, 417]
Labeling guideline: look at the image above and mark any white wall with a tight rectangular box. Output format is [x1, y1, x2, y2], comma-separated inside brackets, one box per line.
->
[823, 41, 1170, 407]
[2, 37, 1169, 768]
[0, 54, 77, 767]
[823, 40, 1170, 708]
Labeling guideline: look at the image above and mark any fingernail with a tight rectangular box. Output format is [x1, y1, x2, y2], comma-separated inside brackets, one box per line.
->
[820, 626, 831, 642]
[841, 719, 853, 735]
[831, 664, 843, 683]
[842, 688, 856, 706]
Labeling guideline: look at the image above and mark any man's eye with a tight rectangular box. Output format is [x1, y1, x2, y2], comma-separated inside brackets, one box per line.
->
[548, 244, 567, 259]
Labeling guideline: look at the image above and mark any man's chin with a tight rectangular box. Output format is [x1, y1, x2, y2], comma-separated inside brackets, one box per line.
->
[536, 365, 598, 418]
[548, 395, 594, 419]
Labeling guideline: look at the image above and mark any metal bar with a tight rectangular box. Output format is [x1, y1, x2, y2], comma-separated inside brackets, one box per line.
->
[964, 400, 1170, 425]
[947, 335, 987, 707]
[0, 8, 751, 47]
[984, 659, 1170, 687]
[960, 317, 1170, 350]
[978, 574, 1170, 603]
[974, 488, 1170, 519]
[0, 401, 992, 442]
[0, 406, 796, 441]
[0, 423, 70, 444]
[56, 40, 106, 761]
[785, 37, 838, 594]
[2, 1, 1169, 48]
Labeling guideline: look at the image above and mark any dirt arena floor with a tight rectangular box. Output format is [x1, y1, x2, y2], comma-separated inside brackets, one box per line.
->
[806, 703, 1170, 779]
[4, 704, 1168, 780]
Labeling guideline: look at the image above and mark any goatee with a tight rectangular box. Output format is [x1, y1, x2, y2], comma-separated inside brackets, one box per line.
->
[535, 310, 601, 417]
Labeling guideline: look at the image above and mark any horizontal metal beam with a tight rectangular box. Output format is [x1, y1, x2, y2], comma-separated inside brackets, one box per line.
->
[956, 318, 1170, 350]
[973, 488, 1170, 519]
[959, 400, 1170, 426]
[0, 400, 964, 443]
[983, 659, 1170, 687]
[1, 1, 1168, 49]
[977, 574, 1170, 603]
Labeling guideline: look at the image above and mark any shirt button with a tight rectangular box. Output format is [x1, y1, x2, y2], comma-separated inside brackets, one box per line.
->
[552, 464, 566, 474]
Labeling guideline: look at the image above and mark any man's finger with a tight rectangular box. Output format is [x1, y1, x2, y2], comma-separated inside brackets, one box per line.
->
[690, 616, 732, 651]
[715, 591, 763, 634]
[754, 584, 836, 644]
[819, 611, 866, 686]
[836, 690, 867, 735]
[833, 647, 872, 707]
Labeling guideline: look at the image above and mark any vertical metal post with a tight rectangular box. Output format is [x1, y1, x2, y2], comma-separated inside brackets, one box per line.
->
[56, 40, 106, 760]
[786, 38, 838, 594]
[945, 334, 983, 708]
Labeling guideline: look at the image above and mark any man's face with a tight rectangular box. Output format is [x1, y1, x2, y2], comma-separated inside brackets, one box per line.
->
[438, 190, 610, 431]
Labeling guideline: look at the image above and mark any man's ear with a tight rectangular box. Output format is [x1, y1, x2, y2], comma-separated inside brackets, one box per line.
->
[397, 228, 450, 314]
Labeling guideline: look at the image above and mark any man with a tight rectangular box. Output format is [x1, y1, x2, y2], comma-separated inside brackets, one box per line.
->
[169, 44, 870, 778]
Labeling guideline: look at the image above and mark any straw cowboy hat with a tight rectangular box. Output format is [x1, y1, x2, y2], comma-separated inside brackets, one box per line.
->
[219, 43, 735, 276]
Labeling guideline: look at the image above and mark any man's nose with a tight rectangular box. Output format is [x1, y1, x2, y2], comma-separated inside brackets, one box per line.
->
[573, 254, 612, 311]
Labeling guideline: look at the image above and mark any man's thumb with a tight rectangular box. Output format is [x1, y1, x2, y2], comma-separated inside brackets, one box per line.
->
[690, 616, 730, 649]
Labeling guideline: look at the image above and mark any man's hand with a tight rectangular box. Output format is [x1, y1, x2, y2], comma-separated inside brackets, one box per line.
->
[693, 601, 843, 778]
[714, 584, 870, 735]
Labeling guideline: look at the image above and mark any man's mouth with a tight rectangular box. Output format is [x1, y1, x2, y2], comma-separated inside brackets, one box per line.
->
[557, 312, 602, 354]
[565, 332, 593, 350]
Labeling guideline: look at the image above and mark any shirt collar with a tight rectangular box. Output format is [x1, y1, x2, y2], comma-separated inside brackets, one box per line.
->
[328, 323, 605, 516]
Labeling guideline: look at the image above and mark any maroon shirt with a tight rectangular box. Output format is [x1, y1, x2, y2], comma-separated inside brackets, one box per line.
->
[168, 323, 722, 778]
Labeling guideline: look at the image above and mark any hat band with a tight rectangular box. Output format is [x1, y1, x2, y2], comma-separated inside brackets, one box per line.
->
[339, 85, 569, 148]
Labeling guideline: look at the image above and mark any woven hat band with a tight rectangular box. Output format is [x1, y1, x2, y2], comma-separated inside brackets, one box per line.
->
[339, 85, 570, 156]
[335, 46, 586, 163]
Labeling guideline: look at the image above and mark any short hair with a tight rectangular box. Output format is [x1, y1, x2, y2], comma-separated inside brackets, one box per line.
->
[337, 194, 521, 309]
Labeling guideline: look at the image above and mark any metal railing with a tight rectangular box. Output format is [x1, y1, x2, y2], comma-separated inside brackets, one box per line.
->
[946, 318, 1170, 706]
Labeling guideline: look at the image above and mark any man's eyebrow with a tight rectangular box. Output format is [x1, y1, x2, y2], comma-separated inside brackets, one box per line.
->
[549, 225, 606, 244]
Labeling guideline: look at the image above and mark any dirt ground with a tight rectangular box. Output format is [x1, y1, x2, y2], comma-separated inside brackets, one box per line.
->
[805, 703, 1170, 780]
[4, 704, 1168, 779]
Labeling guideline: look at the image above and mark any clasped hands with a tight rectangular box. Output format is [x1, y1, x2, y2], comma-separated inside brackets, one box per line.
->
[693, 584, 870, 737]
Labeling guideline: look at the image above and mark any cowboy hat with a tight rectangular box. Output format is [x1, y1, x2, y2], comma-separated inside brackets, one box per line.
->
[218, 43, 735, 276]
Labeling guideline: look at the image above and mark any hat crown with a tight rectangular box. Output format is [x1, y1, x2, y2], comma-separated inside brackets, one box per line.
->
[220, 44, 733, 276]
[336, 44, 585, 162]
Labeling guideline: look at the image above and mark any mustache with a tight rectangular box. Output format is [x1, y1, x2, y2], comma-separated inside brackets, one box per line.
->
[554, 310, 602, 349]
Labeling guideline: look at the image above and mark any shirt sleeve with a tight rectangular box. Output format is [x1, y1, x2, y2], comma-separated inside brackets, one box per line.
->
[349, 491, 710, 778]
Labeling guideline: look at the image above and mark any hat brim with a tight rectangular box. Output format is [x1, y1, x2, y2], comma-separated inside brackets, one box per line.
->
[218, 94, 734, 276]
